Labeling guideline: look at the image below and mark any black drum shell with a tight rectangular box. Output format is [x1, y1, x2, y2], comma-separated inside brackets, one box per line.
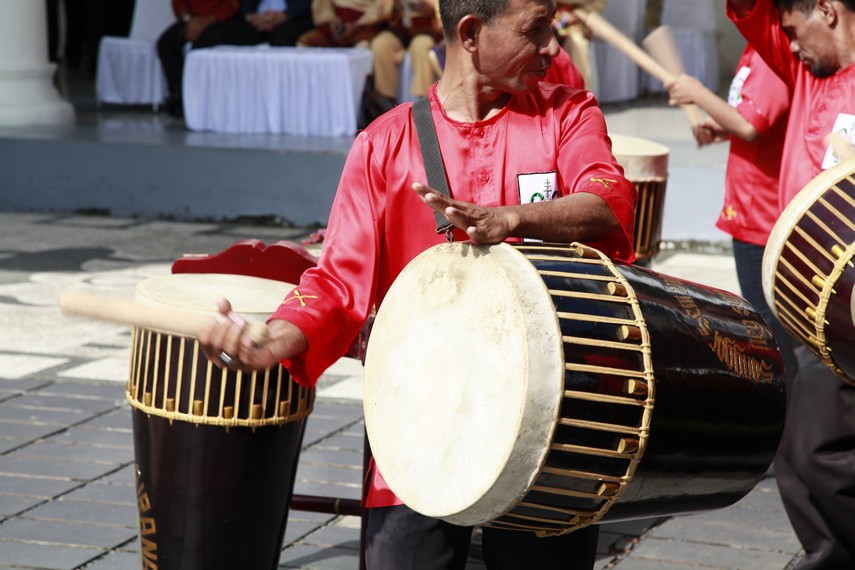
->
[128, 328, 311, 570]
[495, 245, 786, 531]
[133, 413, 305, 570]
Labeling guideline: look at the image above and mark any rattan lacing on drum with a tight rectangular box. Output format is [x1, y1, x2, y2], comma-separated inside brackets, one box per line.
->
[772, 178, 855, 385]
[486, 243, 655, 537]
[126, 327, 314, 428]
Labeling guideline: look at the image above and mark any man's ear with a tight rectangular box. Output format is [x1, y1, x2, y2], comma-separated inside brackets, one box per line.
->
[457, 14, 482, 52]
[816, 0, 838, 26]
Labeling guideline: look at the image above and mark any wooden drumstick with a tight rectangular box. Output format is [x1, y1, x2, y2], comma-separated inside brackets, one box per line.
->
[641, 26, 704, 126]
[573, 8, 674, 83]
[59, 289, 270, 345]
[572, 9, 702, 125]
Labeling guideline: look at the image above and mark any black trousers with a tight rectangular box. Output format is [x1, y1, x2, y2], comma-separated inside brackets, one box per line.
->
[731, 239, 799, 382]
[734, 239, 855, 567]
[365, 505, 599, 570]
[774, 345, 855, 568]
[195, 18, 314, 49]
[155, 19, 239, 98]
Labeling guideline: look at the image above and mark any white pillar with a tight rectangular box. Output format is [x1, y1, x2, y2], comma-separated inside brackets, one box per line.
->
[0, 0, 74, 126]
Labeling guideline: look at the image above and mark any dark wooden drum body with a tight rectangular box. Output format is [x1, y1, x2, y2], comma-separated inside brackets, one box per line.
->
[364, 242, 785, 536]
[611, 134, 669, 262]
[128, 274, 314, 569]
[762, 156, 855, 385]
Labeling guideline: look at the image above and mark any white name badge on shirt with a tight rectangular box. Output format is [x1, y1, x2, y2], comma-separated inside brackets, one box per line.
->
[517, 171, 558, 243]
[518, 171, 558, 205]
[822, 113, 855, 169]
[727, 65, 751, 107]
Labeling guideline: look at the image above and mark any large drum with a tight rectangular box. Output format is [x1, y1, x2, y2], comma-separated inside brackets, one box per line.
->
[611, 134, 670, 263]
[762, 156, 855, 385]
[128, 274, 314, 569]
[364, 242, 785, 535]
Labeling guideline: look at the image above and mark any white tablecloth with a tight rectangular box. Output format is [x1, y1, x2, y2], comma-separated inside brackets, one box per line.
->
[94, 0, 174, 107]
[95, 36, 167, 106]
[183, 46, 374, 136]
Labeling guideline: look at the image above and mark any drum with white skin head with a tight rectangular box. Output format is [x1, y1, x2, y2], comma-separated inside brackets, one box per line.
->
[364, 242, 785, 535]
[610, 134, 669, 263]
[129, 273, 312, 569]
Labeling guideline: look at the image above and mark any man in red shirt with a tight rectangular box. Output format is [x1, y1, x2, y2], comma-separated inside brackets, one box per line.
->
[665, 44, 798, 379]
[728, 0, 855, 567]
[200, 0, 637, 566]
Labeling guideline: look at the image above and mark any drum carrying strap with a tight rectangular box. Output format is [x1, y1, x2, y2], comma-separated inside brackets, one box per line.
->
[412, 97, 454, 237]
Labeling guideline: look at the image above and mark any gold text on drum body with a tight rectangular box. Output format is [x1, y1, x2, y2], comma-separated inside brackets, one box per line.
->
[136, 467, 159, 569]
[281, 289, 319, 307]
[742, 319, 771, 351]
[709, 332, 775, 384]
[663, 276, 712, 336]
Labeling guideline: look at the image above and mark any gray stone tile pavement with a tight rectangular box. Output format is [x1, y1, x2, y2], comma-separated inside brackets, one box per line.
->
[0, 211, 803, 569]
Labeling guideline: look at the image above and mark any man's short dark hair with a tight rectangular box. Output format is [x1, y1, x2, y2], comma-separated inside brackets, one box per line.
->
[774, 0, 855, 14]
[439, 0, 512, 42]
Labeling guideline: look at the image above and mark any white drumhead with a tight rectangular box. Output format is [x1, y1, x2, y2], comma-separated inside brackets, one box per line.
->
[762, 156, 855, 314]
[135, 273, 295, 321]
[610, 134, 669, 180]
[363, 243, 564, 526]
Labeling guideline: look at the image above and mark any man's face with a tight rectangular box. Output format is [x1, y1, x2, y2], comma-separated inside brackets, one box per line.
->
[781, 6, 838, 78]
[476, 0, 561, 92]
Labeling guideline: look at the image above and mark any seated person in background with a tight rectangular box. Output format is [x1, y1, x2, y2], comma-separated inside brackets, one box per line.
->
[157, 0, 241, 117]
[297, 0, 393, 47]
[190, 0, 314, 48]
[554, 0, 606, 90]
[664, 44, 797, 382]
[364, 0, 443, 116]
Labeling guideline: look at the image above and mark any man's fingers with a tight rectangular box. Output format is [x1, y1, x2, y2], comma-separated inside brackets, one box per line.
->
[413, 182, 455, 214]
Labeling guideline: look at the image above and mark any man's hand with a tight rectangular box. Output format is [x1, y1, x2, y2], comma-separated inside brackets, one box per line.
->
[693, 117, 729, 147]
[665, 74, 704, 106]
[334, 22, 361, 43]
[198, 298, 308, 372]
[249, 10, 288, 32]
[412, 182, 515, 244]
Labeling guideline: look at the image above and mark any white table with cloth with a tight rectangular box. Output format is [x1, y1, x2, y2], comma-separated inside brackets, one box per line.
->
[183, 46, 373, 136]
[95, 0, 174, 108]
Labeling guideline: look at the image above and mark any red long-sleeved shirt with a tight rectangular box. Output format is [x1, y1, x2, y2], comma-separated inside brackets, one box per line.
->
[715, 45, 789, 245]
[172, 0, 239, 22]
[728, 0, 855, 211]
[269, 83, 636, 506]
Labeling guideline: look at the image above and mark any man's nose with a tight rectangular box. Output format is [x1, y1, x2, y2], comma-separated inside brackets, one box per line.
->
[789, 38, 800, 55]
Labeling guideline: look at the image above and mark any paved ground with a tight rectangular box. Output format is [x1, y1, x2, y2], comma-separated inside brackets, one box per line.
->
[0, 211, 803, 569]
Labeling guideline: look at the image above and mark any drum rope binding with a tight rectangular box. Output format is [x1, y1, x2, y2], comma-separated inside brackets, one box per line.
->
[766, 168, 855, 383]
[127, 327, 314, 428]
[486, 243, 656, 537]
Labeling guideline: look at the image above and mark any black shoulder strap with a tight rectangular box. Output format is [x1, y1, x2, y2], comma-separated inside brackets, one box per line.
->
[412, 97, 454, 234]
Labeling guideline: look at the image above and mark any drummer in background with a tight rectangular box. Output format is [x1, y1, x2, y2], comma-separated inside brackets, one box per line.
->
[363, 0, 444, 118]
[199, 0, 637, 566]
[728, 0, 855, 566]
[663, 45, 798, 381]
